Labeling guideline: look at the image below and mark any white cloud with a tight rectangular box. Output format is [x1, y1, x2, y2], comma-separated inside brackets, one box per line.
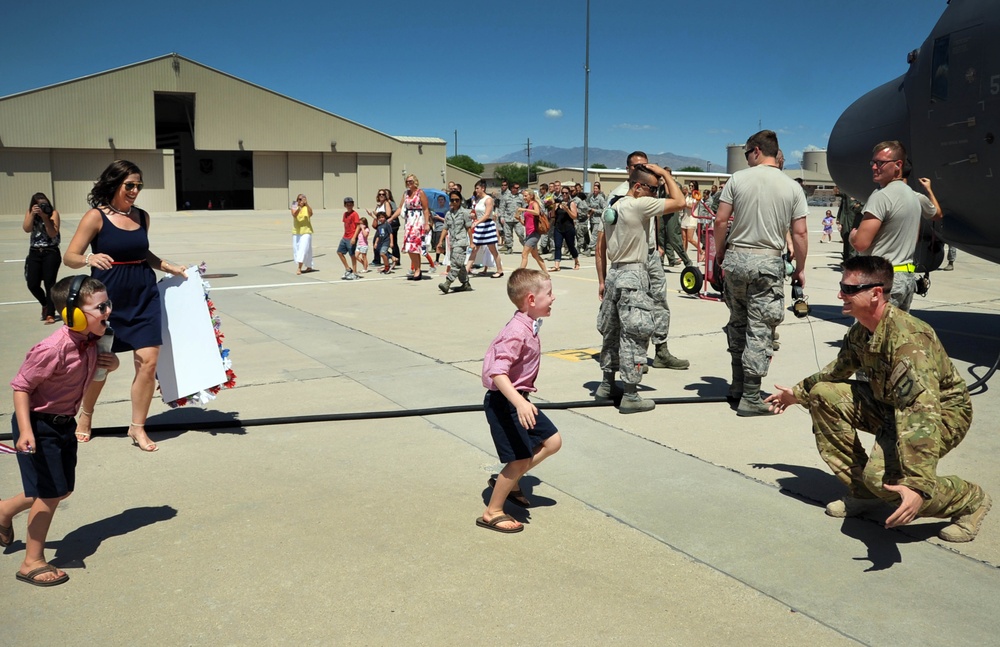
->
[545, 109, 563, 119]
[803, 144, 824, 152]
[612, 123, 657, 131]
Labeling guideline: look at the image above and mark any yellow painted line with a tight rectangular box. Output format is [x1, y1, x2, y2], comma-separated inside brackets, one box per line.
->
[546, 348, 600, 362]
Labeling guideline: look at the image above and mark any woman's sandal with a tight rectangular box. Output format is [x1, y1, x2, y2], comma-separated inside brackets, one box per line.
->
[75, 409, 94, 443]
[127, 423, 158, 452]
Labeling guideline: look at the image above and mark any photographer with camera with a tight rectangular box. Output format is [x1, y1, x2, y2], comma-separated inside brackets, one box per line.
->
[22, 193, 62, 324]
[547, 187, 580, 272]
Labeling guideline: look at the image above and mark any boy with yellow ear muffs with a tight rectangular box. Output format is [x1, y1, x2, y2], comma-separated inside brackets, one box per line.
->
[0, 275, 119, 587]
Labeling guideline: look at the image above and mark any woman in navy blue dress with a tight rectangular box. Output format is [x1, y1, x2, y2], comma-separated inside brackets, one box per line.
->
[64, 160, 186, 451]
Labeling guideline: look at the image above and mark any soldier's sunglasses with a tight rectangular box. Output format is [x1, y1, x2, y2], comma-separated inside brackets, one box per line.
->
[839, 282, 883, 295]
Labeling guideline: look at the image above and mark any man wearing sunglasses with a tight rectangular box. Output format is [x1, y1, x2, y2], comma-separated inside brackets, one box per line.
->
[848, 140, 936, 311]
[765, 255, 990, 542]
[714, 130, 809, 416]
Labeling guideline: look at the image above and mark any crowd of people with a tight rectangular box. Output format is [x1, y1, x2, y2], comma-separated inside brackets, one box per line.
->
[3, 133, 991, 585]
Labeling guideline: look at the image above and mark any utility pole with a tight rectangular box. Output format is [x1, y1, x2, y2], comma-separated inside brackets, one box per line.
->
[526, 138, 532, 185]
[454, 130, 458, 158]
[583, 0, 590, 188]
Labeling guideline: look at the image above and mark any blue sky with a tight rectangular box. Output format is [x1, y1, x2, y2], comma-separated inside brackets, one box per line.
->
[2, 1, 947, 167]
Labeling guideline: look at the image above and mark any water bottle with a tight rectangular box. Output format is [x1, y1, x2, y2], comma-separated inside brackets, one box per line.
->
[93, 327, 115, 382]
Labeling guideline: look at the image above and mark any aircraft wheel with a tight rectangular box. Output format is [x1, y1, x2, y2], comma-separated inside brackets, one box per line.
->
[680, 266, 703, 295]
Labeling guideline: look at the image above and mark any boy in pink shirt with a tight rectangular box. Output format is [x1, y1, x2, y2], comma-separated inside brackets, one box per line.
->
[0, 276, 119, 586]
[479, 269, 562, 533]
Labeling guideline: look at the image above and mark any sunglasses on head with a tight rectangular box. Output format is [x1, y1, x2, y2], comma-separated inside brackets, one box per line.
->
[123, 182, 143, 192]
[839, 282, 883, 295]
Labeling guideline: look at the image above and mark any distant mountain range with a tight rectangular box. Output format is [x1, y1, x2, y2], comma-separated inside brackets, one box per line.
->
[491, 146, 728, 172]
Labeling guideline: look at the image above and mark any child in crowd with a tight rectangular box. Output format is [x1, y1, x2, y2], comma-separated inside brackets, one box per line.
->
[354, 217, 371, 273]
[479, 269, 561, 533]
[821, 210, 834, 243]
[373, 213, 393, 274]
[0, 276, 119, 586]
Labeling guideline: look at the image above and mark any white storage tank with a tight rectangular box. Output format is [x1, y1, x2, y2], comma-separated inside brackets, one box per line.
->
[727, 144, 749, 173]
[802, 150, 829, 176]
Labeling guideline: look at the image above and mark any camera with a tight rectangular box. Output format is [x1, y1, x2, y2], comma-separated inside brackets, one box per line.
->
[916, 272, 930, 297]
[791, 278, 810, 318]
[553, 196, 563, 204]
[39, 201, 53, 215]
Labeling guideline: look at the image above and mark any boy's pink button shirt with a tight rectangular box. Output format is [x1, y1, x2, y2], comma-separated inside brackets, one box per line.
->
[11, 326, 98, 415]
[482, 311, 541, 393]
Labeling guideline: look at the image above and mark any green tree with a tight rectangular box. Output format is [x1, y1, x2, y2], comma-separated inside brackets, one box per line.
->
[534, 159, 558, 169]
[679, 165, 704, 172]
[447, 155, 484, 175]
[493, 163, 529, 186]
[591, 163, 607, 169]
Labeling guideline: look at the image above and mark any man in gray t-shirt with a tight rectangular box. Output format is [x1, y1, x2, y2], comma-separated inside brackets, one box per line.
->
[714, 130, 808, 416]
[850, 140, 933, 311]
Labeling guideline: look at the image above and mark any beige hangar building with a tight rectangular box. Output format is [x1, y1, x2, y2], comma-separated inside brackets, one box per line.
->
[0, 53, 449, 216]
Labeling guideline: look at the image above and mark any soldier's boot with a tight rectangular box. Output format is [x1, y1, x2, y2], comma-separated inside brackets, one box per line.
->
[943, 262, 954, 271]
[727, 359, 744, 405]
[594, 372, 615, 399]
[652, 342, 690, 370]
[619, 384, 655, 414]
[736, 376, 775, 417]
[453, 281, 474, 292]
[438, 279, 453, 295]
[825, 495, 886, 518]
[939, 490, 992, 542]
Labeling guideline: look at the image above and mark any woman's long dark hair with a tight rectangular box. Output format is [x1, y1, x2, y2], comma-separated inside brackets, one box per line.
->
[29, 192, 54, 209]
[88, 159, 142, 208]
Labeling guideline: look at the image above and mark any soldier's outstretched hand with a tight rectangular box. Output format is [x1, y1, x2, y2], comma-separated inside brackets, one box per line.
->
[764, 385, 798, 413]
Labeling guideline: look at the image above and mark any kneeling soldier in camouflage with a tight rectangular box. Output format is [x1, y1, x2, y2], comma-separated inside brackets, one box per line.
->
[765, 255, 991, 542]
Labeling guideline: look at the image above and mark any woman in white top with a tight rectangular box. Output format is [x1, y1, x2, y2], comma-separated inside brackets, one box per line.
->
[465, 180, 504, 279]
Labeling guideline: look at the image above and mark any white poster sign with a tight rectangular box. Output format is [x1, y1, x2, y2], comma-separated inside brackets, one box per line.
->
[156, 271, 227, 404]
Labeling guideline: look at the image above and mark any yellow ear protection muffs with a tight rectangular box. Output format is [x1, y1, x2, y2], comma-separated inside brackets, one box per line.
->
[62, 275, 88, 332]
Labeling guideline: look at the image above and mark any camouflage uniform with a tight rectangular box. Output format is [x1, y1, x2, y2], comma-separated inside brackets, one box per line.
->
[597, 264, 654, 385]
[645, 240, 671, 346]
[498, 189, 524, 252]
[721, 251, 785, 377]
[586, 192, 608, 253]
[791, 304, 985, 519]
[442, 206, 474, 284]
[574, 194, 591, 255]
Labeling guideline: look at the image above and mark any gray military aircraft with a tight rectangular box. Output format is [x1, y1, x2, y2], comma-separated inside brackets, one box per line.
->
[828, 0, 998, 266]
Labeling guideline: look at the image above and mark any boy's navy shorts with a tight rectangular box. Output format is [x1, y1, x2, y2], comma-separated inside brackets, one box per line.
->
[484, 390, 558, 463]
[12, 413, 77, 499]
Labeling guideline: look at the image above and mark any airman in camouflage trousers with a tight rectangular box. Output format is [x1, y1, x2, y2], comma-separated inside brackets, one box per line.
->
[597, 265, 654, 386]
[721, 252, 785, 378]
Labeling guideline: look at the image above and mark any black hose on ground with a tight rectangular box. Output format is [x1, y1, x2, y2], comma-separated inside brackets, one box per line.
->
[0, 395, 729, 441]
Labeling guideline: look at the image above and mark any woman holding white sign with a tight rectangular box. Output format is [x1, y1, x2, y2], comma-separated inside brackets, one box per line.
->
[63, 160, 187, 452]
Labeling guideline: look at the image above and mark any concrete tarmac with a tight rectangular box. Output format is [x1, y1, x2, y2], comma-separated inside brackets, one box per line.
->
[1, 208, 998, 646]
